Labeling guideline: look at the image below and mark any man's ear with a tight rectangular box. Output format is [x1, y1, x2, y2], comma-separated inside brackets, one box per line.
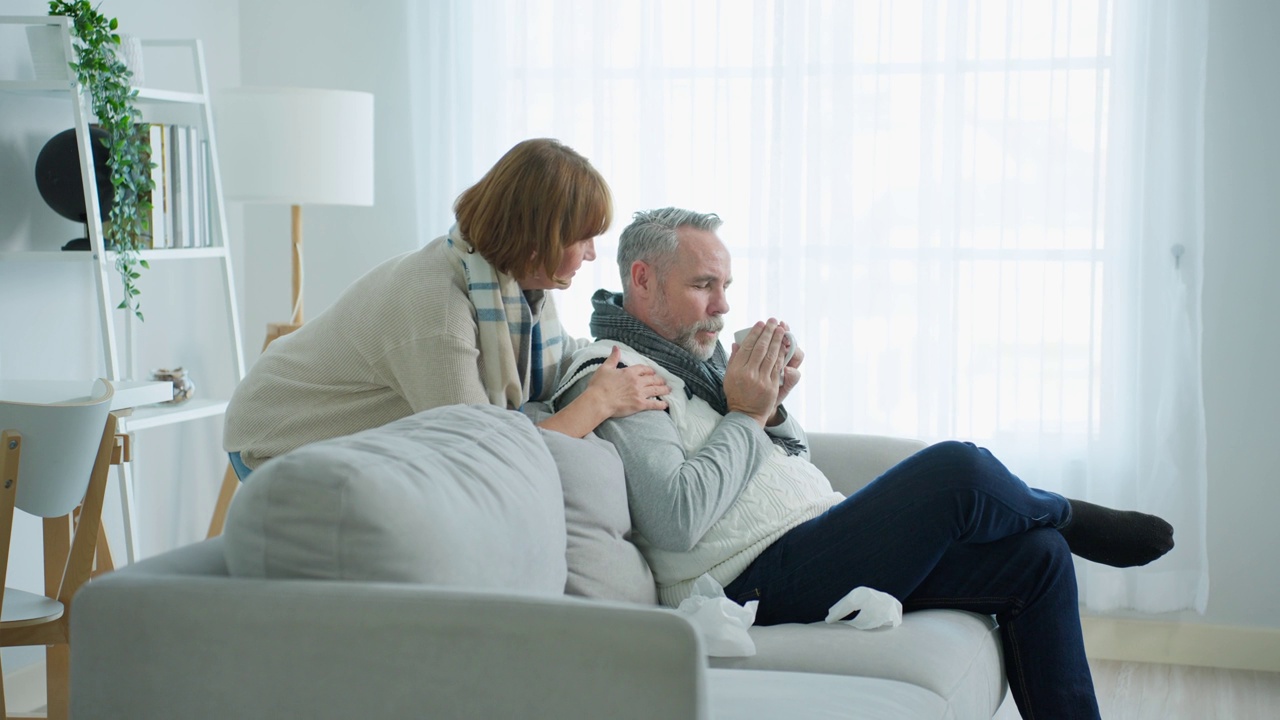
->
[630, 260, 655, 297]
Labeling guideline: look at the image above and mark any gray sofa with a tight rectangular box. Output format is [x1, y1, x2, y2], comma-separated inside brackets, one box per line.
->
[70, 404, 1006, 719]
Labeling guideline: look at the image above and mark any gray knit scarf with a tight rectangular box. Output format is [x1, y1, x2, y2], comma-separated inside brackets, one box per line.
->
[588, 289, 804, 456]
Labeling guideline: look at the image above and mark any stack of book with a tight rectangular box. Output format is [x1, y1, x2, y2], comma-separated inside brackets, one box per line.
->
[138, 123, 212, 249]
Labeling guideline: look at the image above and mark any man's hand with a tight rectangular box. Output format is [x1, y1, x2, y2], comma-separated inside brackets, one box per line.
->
[586, 345, 671, 417]
[724, 320, 787, 427]
[775, 320, 805, 408]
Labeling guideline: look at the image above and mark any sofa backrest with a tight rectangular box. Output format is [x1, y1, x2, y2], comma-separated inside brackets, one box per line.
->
[806, 432, 928, 496]
[222, 404, 568, 595]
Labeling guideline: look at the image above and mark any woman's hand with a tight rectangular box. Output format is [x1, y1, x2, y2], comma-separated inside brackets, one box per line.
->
[585, 345, 671, 417]
[539, 347, 668, 438]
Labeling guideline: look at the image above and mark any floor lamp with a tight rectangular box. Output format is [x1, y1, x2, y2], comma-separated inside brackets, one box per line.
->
[218, 86, 375, 342]
[207, 87, 374, 535]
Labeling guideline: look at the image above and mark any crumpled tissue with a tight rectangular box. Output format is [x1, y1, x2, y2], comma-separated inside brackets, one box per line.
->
[675, 574, 758, 657]
[825, 586, 903, 630]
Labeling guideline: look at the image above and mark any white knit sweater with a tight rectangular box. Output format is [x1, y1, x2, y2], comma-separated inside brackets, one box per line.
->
[560, 341, 844, 606]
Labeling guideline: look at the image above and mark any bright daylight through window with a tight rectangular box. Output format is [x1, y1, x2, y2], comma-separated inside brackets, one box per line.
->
[411, 0, 1208, 612]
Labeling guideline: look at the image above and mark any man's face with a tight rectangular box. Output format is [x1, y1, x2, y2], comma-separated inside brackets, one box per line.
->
[648, 228, 732, 360]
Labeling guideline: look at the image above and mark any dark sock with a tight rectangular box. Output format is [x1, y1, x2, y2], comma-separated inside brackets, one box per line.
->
[1057, 499, 1175, 568]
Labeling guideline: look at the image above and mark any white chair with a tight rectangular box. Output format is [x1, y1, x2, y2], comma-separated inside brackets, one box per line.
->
[0, 379, 117, 720]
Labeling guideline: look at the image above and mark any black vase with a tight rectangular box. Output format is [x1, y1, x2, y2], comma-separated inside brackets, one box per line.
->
[34, 127, 114, 251]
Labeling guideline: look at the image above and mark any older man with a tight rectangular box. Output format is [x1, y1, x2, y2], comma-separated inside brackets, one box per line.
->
[554, 207, 1175, 720]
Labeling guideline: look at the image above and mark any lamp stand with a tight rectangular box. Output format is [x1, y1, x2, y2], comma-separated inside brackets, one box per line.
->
[263, 203, 305, 348]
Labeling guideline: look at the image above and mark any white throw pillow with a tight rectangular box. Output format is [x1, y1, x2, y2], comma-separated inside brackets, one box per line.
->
[223, 404, 568, 595]
[537, 427, 658, 605]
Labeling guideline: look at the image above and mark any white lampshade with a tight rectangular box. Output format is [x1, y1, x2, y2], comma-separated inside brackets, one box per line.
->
[217, 87, 374, 206]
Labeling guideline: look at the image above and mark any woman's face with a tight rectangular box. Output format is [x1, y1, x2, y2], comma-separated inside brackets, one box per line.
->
[520, 237, 597, 290]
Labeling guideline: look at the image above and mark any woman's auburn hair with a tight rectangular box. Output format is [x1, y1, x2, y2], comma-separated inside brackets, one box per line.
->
[454, 138, 613, 282]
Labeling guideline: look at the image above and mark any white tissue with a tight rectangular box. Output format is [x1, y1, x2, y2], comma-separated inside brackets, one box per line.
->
[675, 574, 758, 657]
[825, 586, 903, 630]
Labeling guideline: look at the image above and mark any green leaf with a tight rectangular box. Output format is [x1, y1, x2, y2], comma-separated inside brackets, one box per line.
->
[53, 1, 152, 320]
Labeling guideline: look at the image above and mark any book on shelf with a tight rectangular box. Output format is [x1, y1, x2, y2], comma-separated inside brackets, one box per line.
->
[193, 136, 206, 249]
[198, 137, 211, 245]
[145, 123, 167, 249]
[110, 123, 165, 250]
[177, 124, 209, 248]
[132, 123, 209, 249]
[171, 125, 189, 248]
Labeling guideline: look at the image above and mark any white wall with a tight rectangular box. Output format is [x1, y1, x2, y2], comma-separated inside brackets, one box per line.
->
[234, 0, 420, 364]
[1198, 0, 1280, 630]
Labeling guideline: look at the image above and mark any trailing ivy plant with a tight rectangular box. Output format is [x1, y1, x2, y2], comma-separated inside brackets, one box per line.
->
[49, 0, 151, 320]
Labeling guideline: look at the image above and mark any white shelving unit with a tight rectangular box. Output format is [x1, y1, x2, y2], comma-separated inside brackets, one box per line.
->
[0, 16, 246, 563]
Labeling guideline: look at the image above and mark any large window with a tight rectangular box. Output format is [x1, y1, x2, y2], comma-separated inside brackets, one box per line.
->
[411, 0, 1208, 612]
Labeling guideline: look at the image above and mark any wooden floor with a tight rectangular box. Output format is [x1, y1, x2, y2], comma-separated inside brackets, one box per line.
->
[11, 659, 1280, 717]
[993, 659, 1280, 719]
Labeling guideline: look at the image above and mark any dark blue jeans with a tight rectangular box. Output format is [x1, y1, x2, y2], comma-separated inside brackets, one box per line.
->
[228, 451, 252, 481]
[723, 441, 1100, 720]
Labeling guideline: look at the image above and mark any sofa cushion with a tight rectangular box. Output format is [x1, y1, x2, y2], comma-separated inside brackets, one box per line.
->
[710, 609, 1005, 719]
[706, 668, 954, 720]
[223, 404, 568, 595]
[537, 427, 658, 605]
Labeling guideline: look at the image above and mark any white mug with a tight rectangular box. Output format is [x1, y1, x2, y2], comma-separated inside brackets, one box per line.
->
[733, 327, 797, 365]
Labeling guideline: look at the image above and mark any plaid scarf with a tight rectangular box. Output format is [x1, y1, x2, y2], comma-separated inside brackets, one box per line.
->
[449, 227, 564, 409]
[588, 290, 804, 456]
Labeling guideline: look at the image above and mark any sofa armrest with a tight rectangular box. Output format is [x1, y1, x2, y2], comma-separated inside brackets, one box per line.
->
[806, 433, 928, 496]
[71, 554, 710, 720]
[104, 531, 231, 576]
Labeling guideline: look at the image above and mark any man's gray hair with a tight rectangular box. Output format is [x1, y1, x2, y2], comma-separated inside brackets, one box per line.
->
[617, 207, 723, 297]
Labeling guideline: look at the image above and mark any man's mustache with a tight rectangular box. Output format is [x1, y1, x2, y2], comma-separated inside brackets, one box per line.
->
[692, 318, 724, 336]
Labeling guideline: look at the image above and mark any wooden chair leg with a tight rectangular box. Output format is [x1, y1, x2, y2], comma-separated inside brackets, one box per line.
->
[43, 516, 72, 598]
[206, 463, 240, 538]
[94, 522, 115, 576]
[45, 643, 70, 720]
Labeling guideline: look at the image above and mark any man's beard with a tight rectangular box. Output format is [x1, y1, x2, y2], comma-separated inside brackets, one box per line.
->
[652, 290, 723, 361]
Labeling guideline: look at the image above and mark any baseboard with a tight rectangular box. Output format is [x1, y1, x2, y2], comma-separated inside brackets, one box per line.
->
[3, 659, 46, 714]
[1082, 617, 1280, 673]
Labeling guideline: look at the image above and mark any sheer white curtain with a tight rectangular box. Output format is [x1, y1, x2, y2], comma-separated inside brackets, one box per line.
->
[407, 0, 1208, 613]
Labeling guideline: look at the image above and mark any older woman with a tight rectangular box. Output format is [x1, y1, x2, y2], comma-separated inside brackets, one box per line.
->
[224, 139, 669, 478]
